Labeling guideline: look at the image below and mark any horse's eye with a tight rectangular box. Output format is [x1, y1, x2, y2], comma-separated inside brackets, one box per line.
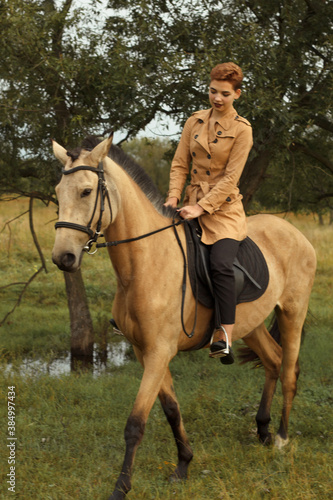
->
[81, 189, 92, 198]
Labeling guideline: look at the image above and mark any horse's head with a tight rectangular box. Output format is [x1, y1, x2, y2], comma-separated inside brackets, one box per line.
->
[52, 135, 114, 272]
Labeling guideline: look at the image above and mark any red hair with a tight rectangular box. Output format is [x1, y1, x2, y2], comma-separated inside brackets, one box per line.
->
[210, 62, 244, 90]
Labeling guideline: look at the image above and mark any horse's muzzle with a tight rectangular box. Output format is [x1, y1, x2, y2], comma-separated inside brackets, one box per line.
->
[52, 252, 80, 273]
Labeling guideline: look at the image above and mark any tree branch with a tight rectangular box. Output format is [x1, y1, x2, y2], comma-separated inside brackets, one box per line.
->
[29, 196, 48, 274]
[0, 267, 45, 327]
[0, 209, 29, 256]
[0, 196, 48, 326]
[290, 142, 333, 175]
[312, 115, 333, 134]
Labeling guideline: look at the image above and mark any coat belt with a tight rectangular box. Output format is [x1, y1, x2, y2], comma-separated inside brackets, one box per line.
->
[188, 181, 211, 205]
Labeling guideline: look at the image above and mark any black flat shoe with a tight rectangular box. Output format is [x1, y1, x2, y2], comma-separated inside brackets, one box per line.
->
[209, 340, 229, 358]
[209, 340, 235, 364]
[220, 348, 235, 365]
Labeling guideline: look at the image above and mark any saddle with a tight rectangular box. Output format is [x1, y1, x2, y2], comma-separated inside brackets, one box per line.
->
[184, 220, 269, 326]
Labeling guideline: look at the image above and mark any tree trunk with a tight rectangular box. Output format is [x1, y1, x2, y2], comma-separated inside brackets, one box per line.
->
[64, 270, 94, 370]
[240, 150, 271, 210]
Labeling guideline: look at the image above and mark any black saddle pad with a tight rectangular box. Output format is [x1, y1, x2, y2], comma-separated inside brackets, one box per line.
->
[184, 220, 269, 310]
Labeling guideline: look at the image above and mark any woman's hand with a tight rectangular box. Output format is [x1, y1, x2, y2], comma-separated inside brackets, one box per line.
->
[178, 204, 204, 219]
[164, 197, 179, 208]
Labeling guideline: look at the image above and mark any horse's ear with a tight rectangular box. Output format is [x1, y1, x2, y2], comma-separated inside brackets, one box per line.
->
[88, 133, 114, 165]
[52, 140, 69, 166]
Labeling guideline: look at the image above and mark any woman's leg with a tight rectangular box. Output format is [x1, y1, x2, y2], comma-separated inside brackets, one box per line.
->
[209, 238, 240, 362]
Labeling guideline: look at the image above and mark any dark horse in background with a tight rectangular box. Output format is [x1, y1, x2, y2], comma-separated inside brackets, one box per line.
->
[51, 135, 316, 500]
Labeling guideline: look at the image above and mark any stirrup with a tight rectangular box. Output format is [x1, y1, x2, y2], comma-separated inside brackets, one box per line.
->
[209, 326, 229, 358]
[109, 318, 124, 336]
[210, 326, 229, 350]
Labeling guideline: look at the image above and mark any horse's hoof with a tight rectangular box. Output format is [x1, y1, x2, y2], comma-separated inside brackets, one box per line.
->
[169, 474, 182, 483]
[275, 435, 289, 449]
[169, 470, 187, 483]
[258, 432, 273, 446]
[108, 490, 127, 500]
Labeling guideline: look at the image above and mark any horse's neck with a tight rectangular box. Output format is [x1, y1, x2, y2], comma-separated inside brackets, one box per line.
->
[104, 160, 174, 272]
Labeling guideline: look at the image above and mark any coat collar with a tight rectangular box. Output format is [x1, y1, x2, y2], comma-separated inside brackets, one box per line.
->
[192, 106, 238, 131]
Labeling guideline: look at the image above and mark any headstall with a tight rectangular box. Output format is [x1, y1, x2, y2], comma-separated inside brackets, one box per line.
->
[54, 161, 112, 253]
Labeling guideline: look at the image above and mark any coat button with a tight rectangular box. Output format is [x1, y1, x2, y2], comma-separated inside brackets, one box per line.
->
[192, 152, 196, 157]
[207, 154, 211, 159]
[226, 196, 231, 202]
[217, 131, 222, 135]
[193, 169, 197, 174]
[194, 134, 198, 139]
[206, 171, 210, 176]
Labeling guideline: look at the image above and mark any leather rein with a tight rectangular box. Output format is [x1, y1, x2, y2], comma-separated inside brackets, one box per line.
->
[54, 161, 198, 339]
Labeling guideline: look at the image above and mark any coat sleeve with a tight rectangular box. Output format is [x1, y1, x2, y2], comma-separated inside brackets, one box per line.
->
[197, 124, 253, 214]
[167, 117, 193, 201]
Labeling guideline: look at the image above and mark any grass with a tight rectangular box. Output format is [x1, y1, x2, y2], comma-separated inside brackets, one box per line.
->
[0, 202, 332, 499]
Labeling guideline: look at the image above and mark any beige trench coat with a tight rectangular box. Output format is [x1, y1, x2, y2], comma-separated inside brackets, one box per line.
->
[167, 106, 253, 244]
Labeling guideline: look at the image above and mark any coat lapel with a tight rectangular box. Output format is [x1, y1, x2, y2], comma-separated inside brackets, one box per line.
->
[192, 109, 211, 155]
[192, 107, 238, 154]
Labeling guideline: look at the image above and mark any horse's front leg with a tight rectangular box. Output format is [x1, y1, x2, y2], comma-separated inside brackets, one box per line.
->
[158, 368, 193, 481]
[108, 345, 173, 500]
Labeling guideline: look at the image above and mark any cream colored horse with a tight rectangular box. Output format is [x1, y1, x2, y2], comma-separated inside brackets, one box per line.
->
[52, 135, 316, 500]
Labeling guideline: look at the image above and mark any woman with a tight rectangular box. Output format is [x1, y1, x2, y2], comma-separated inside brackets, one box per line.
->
[165, 62, 253, 365]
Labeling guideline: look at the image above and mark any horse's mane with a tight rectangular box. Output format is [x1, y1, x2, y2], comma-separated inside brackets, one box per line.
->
[68, 136, 176, 218]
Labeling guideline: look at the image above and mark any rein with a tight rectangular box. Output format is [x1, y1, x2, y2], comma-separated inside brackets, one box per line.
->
[54, 161, 198, 339]
[96, 217, 198, 339]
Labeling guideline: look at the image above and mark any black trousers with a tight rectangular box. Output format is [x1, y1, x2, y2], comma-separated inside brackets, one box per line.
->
[209, 238, 240, 326]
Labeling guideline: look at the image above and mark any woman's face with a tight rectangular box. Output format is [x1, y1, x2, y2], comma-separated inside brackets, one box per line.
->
[209, 79, 241, 114]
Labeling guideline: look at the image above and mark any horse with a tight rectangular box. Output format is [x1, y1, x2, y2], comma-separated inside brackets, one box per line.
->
[51, 134, 316, 500]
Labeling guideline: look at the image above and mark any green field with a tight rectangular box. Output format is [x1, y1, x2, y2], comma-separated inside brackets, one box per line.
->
[0, 199, 332, 499]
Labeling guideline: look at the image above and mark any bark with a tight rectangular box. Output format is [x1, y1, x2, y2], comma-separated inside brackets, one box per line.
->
[64, 270, 94, 370]
[240, 150, 272, 210]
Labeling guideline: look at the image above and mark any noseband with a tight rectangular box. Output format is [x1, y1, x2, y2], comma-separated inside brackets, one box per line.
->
[55, 161, 112, 253]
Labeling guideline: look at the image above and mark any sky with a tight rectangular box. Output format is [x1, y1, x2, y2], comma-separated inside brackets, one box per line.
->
[116, 116, 182, 143]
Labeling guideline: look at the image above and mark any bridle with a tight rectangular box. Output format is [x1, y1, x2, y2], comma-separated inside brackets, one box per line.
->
[54, 160, 198, 338]
[55, 161, 112, 254]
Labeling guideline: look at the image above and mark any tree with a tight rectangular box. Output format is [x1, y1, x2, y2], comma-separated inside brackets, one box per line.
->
[122, 137, 172, 198]
[1, 0, 331, 206]
[0, 0, 103, 363]
[103, 0, 333, 209]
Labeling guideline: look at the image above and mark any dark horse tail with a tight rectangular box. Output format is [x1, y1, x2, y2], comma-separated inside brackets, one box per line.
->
[238, 315, 306, 367]
[237, 316, 281, 367]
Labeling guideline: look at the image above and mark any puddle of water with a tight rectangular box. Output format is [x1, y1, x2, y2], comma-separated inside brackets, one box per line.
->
[4, 339, 129, 378]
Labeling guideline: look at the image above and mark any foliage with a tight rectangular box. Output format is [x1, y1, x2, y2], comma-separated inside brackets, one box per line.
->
[122, 137, 172, 198]
[0, 0, 106, 197]
[254, 126, 333, 214]
[0, 0, 331, 210]
[104, 0, 333, 209]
